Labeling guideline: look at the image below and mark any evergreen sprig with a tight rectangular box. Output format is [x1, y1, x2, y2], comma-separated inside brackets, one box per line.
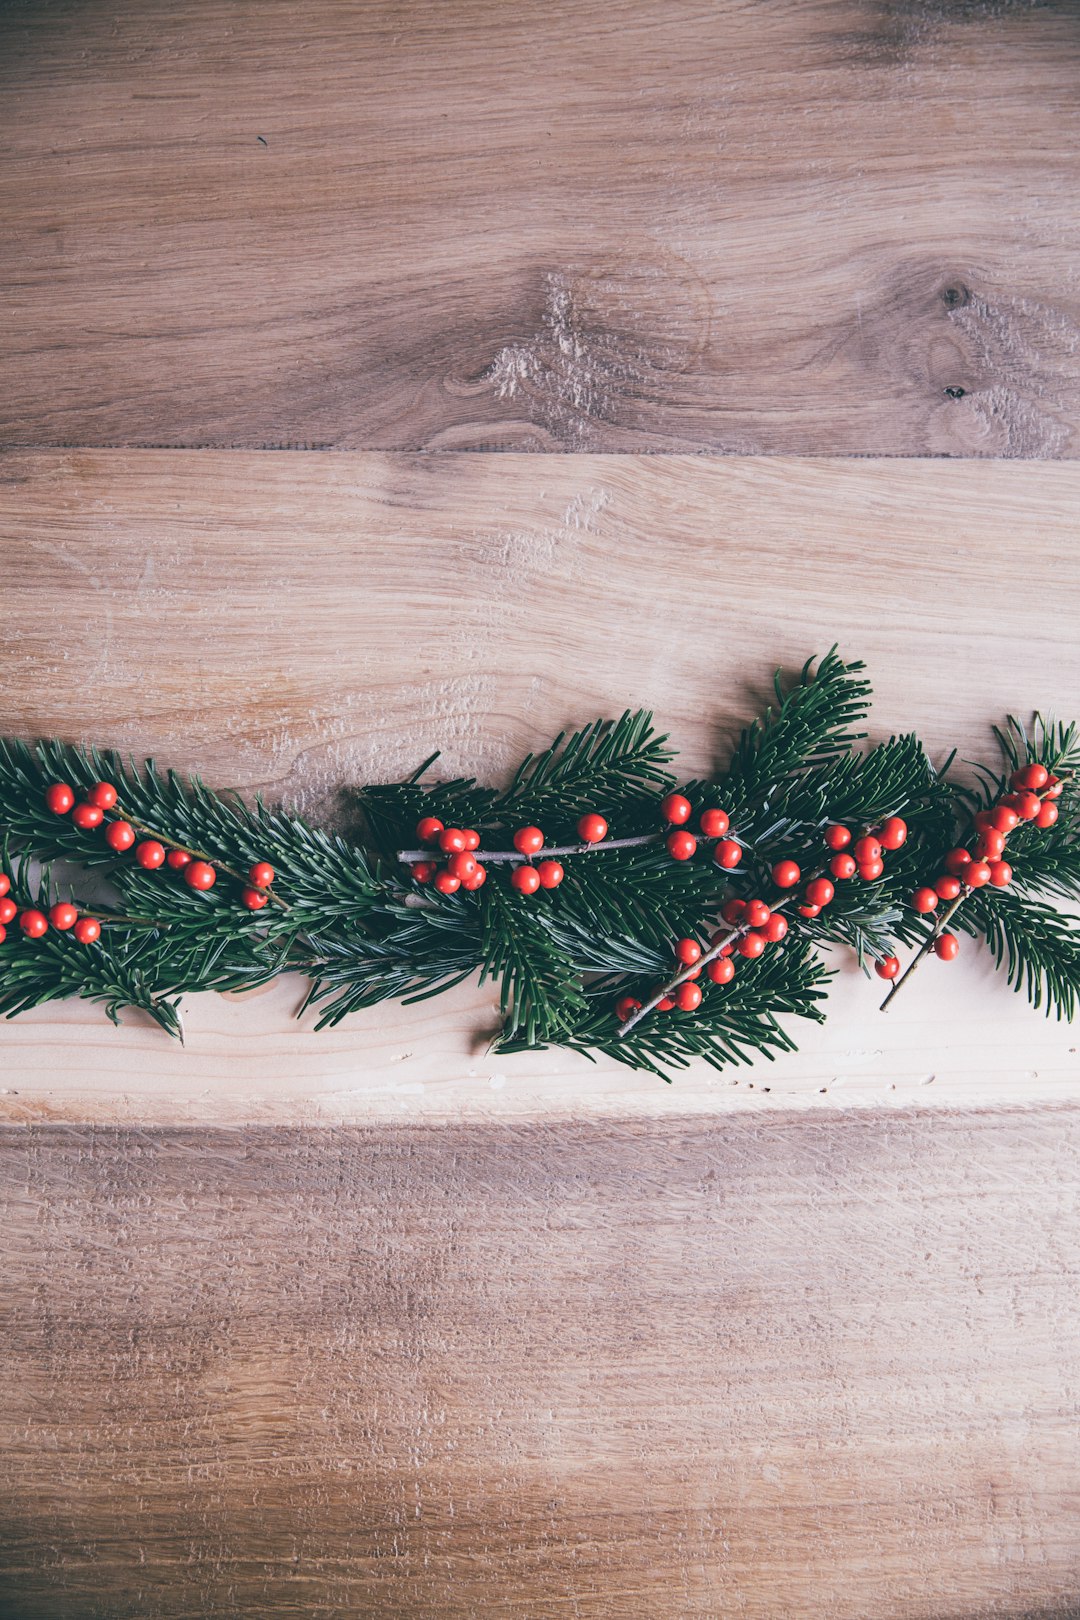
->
[1, 652, 1077, 1075]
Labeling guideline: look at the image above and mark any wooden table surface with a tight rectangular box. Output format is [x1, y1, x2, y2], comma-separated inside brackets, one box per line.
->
[3, 3, 1080, 1616]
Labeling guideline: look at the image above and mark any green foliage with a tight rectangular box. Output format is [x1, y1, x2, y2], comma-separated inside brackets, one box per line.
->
[1, 652, 1077, 1073]
[961, 889, 1080, 1021]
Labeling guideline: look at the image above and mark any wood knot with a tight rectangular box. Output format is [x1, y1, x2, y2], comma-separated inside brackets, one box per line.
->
[941, 285, 971, 310]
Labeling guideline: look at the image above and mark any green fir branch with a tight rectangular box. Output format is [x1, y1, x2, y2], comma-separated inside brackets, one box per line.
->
[1, 652, 1078, 1070]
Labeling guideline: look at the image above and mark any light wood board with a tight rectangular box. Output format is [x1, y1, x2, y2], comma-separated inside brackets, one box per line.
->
[4, 1111, 1080, 1620]
[3, 0, 1080, 453]
[2, 450, 1080, 1122]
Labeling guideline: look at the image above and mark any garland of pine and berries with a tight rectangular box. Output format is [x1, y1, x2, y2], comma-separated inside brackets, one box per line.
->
[0, 652, 1077, 1078]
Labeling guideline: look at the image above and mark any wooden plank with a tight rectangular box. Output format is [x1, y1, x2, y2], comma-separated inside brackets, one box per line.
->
[3, 448, 1080, 1121]
[3, 0, 1080, 454]
[2, 1112, 1079, 1618]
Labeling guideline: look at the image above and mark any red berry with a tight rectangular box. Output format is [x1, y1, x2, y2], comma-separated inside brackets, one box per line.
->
[857, 857, 885, 881]
[771, 859, 801, 889]
[537, 860, 564, 889]
[824, 825, 852, 851]
[184, 861, 217, 891]
[576, 813, 608, 843]
[1012, 792, 1041, 822]
[1036, 802, 1059, 829]
[974, 829, 1005, 860]
[512, 826, 544, 856]
[462, 865, 488, 891]
[964, 860, 992, 888]
[0, 875, 8, 898]
[974, 810, 996, 833]
[744, 899, 771, 928]
[105, 820, 136, 852]
[1011, 763, 1049, 792]
[87, 781, 118, 810]
[447, 851, 478, 881]
[248, 862, 275, 889]
[166, 849, 192, 870]
[675, 937, 702, 965]
[511, 865, 541, 894]
[438, 828, 468, 854]
[944, 847, 973, 875]
[19, 908, 48, 937]
[135, 840, 166, 869]
[656, 996, 676, 1012]
[45, 783, 75, 816]
[666, 830, 697, 861]
[762, 913, 788, 943]
[73, 917, 101, 944]
[805, 877, 835, 908]
[935, 874, 962, 900]
[699, 808, 730, 838]
[416, 816, 445, 844]
[830, 853, 857, 880]
[462, 830, 481, 851]
[0, 924, 7, 942]
[879, 816, 908, 851]
[615, 994, 642, 1022]
[675, 981, 702, 1011]
[0, 898, 15, 924]
[707, 956, 735, 985]
[411, 861, 436, 883]
[1044, 775, 1063, 800]
[934, 932, 960, 961]
[988, 860, 1013, 887]
[991, 805, 1019, 833]
[72, 802, 104, 830]
[737, 930, 767, 959]
[853, 836, 881, 865]
[720, 898, 746, 925]
[797, 903, 821, 918]
[241, 886, 269, 910]
[433, 869, 461, 895]
[713, 839, 741, 869]
[912, 887, 939, 913]
[660, 793, 692, 825]
[48, 902, 78, 931]
[875, 955, 902, 980]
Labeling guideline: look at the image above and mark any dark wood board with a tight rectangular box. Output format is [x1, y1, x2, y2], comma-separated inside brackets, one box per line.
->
[3, 1110, 1080, 1619]
[3, 0, 1080, 453]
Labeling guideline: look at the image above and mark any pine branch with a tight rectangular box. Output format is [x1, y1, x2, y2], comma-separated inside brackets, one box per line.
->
[719, 650, 872, 814]
[960, 889, 1080, 1021]
[2, 653, 1077, 1072]
[499, 938, 831, 1081]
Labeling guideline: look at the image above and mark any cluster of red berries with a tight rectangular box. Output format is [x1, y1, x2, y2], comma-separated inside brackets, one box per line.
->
[614, 907, 789, 1022]
[38, 780, 278, 921]
[658, 793, 744, 866]
[615, 812, 910, 1019]
[410, 818, 491, 895]
[0, 868, 104, 945]
[409, 813, 607, 895]
[792, 814, 910, 936]
[897, 763, 1063, 972]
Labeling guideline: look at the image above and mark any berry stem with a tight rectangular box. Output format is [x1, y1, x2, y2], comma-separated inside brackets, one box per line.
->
[82, 912, 173, 928]
[396, 831, 694, 865]
[116, 805, 292, 912]
[878, 892, 967, 1012]
[615, 920, 746, 1038]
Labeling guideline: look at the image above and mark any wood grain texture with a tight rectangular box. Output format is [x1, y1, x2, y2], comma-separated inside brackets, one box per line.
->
[3, 0, 1080, 454]
[2, 1112, 1080, 1619]
[4, 448, 1080, 1121]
